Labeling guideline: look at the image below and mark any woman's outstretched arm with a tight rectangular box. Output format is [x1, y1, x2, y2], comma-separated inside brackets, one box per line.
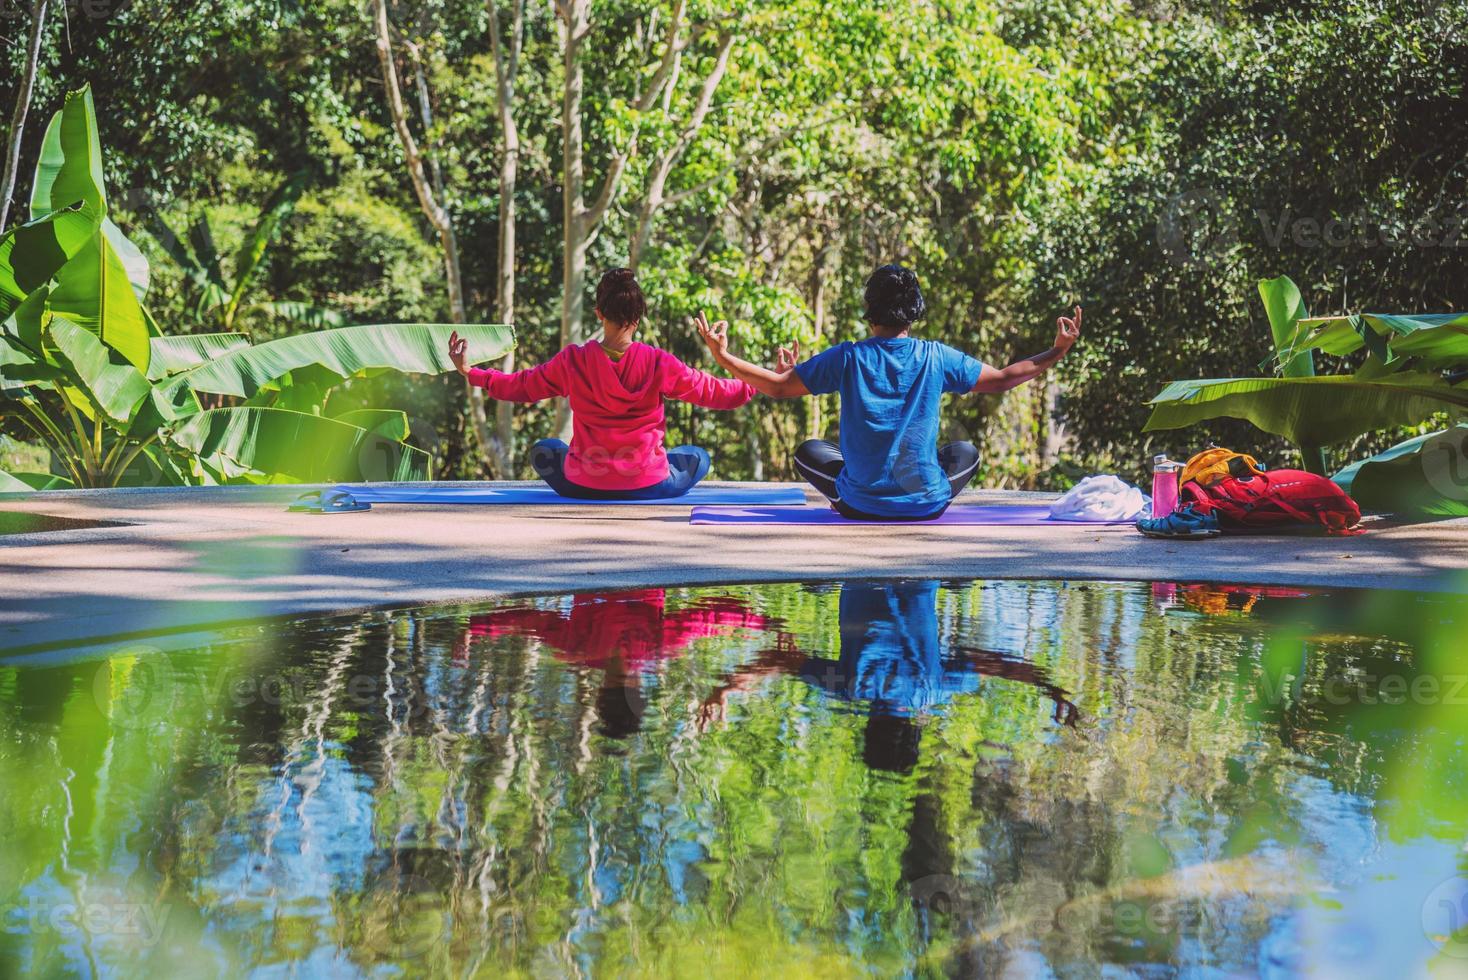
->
[970, 306, 1082, 394]
[695, 312, 810, 400]
[448, 330, 567, 402]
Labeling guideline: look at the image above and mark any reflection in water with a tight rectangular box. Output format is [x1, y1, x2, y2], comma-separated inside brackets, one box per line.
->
[699, 580, 1078, 772]
[1, 579, 1466, 976]
[462, 590, 776, 739]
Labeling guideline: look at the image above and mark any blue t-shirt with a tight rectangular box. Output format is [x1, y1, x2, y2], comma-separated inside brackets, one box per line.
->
[795, 337, 984, 517]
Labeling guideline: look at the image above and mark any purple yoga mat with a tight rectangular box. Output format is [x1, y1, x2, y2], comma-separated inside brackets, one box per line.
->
[689, 504, 1136, 526]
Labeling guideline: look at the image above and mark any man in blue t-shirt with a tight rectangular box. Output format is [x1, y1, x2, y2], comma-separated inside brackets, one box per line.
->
[697, 264, 1082, 520]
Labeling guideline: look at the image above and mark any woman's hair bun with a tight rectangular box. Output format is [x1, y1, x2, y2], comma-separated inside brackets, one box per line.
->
[595, 267, 646, 327]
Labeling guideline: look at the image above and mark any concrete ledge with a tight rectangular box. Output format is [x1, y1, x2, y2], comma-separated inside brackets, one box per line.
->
[4, 482, 1465, 657]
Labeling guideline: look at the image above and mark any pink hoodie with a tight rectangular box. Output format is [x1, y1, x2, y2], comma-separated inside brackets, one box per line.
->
[468, 342, 753, 490]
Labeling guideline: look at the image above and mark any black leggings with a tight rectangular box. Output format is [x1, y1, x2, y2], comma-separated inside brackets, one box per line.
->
[794, 439, 980, 521]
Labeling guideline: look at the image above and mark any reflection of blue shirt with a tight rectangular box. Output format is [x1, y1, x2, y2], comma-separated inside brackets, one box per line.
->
[795, 337, 983, 517]
[797, 581, 981, 715]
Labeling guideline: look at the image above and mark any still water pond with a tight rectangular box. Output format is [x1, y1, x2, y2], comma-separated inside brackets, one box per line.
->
[3, 579, 1468, 977]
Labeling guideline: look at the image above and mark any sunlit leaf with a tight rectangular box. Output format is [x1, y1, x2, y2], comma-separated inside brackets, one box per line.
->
[165, 322, 514, 398]
[1144, 374, 1468, 448]
[146, 332, 251, 380]
[332, 408, 411, 441]
[48, 316, 151, 424]
[1333, 425, 1468, 517]
[28, 84, 107, 219]
[46, 231, 152, 373]
[167, 406, 431, 482]
[1294, 313, 1468, 371]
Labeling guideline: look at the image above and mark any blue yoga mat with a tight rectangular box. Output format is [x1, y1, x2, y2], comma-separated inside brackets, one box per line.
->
[325, 484, 810, 506]
[690, 504, 1135, 526]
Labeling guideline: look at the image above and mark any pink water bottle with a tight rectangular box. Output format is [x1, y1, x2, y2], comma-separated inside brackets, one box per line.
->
[1151, 454, 1182, 519]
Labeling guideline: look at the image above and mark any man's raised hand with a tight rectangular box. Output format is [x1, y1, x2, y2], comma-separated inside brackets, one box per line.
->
[775, 340, 800, 373]
[1054, 306, 1082, 353]
[695, 310, 730, 359]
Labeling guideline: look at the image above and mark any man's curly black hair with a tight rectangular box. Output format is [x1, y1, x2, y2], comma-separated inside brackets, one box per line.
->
[863, 264, 926, 331]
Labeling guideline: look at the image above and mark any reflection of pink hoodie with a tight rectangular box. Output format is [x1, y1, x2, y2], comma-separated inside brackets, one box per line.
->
[466, 590, 774, 671]
[468, 342, 753, 490]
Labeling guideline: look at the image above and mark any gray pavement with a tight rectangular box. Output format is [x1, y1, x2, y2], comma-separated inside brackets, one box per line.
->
[3, 482, 1465, 659]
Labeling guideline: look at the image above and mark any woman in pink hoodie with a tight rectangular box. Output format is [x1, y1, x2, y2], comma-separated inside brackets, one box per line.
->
[448, 269, 754, 499]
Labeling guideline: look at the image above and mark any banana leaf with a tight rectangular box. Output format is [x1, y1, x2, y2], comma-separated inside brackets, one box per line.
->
[0, 470, 73, 492]
[29, 84, 106, 220]
[1333, 425, 1468, 517]
[164, 322, 514, 398]
[0, 341, 65, 392]
[167, 406, 431, 483]
[1144, 373, 1468, 448]
[1258, 276, 1327, 473]
[101, 217, 150, 301]
[251, 362, 351, 413]
[2, 287, 48, 355]
[146, 333, 251, 380]
[0, 206, 96, 317]
[0, 470, 35, 492]
[332, 408, 411, 441]
[48, 317, 151, 424]
[45, 230, 152, 373]
[1259, 276, 1314, 378]
[1292, 312, 1468, 370]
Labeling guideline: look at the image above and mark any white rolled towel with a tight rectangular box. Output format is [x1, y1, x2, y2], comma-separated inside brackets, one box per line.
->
[1048, 475, 1151, 522]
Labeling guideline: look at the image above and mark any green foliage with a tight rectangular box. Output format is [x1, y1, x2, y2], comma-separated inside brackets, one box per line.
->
[1, 86, 512, 488]
[1334, 425, 1468, 518]
[1029, 0, 1468, 478]
[147, 175, 346, 334]
[4, 0, 1463, 483]
[1145, 373, 1468, 449]
[1145, 275, 1468, 483]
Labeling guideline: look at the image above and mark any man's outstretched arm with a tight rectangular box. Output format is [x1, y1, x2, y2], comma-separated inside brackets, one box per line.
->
[971, 306, 1082, 394]
[695, 312, 811, 399]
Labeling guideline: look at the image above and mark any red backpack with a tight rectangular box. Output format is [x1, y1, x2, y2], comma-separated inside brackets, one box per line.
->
[1181, 469, 1364, 536]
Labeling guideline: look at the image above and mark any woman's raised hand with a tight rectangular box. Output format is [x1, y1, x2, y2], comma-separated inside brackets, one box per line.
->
[1054, 306, 1082, 353]
[447, 330, 469, 375]
[695, 310, 730, 359]
[774, 340, 800, 373]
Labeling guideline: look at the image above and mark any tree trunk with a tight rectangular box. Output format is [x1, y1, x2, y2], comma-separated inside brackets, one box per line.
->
[0, 0, 48, 232]
[627, 30, 734, 272]
[553, 0, 687, 439]
[489, 0, 524, 476]
[374, 0, 496, 476]
[554, 0, 590, 440]
[806, 228, 835, 440]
